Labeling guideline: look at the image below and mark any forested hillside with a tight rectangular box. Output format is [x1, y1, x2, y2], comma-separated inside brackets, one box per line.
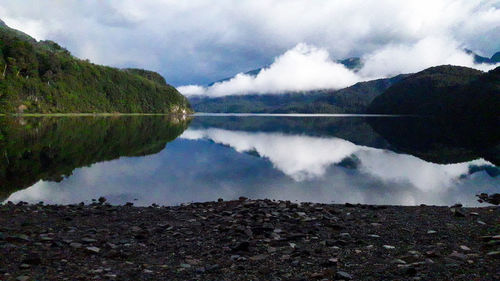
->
[367, 65, 500, 118]
[0, 20, 191, 113]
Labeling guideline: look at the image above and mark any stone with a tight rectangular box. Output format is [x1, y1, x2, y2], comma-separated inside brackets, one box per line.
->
[459, 245, 471, 251]
[326, 258, 338, 266]
[486, 251, 500, 259]
[70, 243, 82, 248]
[180, 263, 191, 269]
[339, 233, 351, 238]
[450, 208, 465, 217]
[81, 238, 97, 243]
[86, 246, 101, 254]
[130, 226, 142, 232]
[336, 271, 353, 280]
[22, 253, 41, 265]
[16, 276, 30, 281]
[232, 241, 250, 252]
[185, 259, 201, 266]
[427, 230, 437, 234]
[383, 245, 396, 250]
[391, 259, 407, 264]
[19, 264, 30, 269]
[98, 197, 107, 203]
[249, 254, 268, 261]
[449, 251, 467, 261]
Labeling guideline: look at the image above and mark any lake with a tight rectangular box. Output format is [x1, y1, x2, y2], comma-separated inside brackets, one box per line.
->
[1, 114, 498, 206]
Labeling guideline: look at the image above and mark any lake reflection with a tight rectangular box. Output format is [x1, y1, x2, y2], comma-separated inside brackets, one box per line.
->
[2, 115, 499, 206]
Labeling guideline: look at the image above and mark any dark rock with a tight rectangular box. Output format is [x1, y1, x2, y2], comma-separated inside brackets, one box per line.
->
[486, 251, 500, 259]
[231, 241, 250, 252]
[450, 207, 465, 217]
[336, 271, 353, 280]
[22, 253, 41, 265]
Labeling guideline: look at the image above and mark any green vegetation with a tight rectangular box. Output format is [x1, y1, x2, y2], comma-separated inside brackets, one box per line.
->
[0, 115, 190, 200]
[367, 65, 500, 117]
[190, 75, 408, 113]
[0, 19, 191, 113]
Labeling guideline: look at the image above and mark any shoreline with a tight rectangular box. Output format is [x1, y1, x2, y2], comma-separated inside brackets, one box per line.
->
[0, 199, 498, 280]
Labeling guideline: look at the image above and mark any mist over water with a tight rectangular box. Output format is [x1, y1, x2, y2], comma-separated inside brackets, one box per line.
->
[2, 115, 499, 206]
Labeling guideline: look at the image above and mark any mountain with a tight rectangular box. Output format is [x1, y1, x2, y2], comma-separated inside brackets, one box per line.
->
[0, 20, 191, 114]
[367, 65, 500, 117]
[491, 52, 500, 63]
[190, 74, 408, 113]
[465, 49, 500, 64]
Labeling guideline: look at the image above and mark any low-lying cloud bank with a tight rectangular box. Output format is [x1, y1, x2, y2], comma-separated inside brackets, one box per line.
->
[179, 38, 499, 97]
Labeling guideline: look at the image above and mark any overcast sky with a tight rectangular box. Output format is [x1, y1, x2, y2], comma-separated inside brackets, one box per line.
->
[1, 0, 499, 95]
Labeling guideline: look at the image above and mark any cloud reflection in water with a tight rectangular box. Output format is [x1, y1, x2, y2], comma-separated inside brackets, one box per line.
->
[7, 128, 498, 207]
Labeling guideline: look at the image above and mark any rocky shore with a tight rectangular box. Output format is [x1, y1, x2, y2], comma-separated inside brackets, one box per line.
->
[0, 198, 499, 281]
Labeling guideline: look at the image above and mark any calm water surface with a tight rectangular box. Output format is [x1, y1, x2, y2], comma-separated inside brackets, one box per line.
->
[1, 115, 498, 206]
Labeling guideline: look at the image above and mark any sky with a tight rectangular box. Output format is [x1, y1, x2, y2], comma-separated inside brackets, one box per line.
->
[1, 0, 499, 96]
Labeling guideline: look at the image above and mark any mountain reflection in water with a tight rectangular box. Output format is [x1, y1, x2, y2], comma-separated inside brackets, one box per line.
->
[1, 115, 498, 206]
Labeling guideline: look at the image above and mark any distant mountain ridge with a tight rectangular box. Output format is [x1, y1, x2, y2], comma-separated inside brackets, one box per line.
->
[466, 49, 500, 64]
[191, 48, 499, 114]
[0, 20, 191, 113]
[190, 74, 408, 113]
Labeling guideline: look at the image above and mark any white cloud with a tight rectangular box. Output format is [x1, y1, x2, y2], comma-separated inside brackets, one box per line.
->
[0, 1, 498, 86]
[180, 128, 494, 190]
[183, 44, 362, 97]
[359, 36, 497, 77]
[181, 39, 499, 97]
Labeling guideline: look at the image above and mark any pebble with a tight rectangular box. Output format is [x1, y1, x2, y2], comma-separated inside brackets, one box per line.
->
[249, 254, 268, 261]
[81, 238, 97, 243]
[336, 271, 353, 280]
[459, 245, 471, 251]
[70, 243, 82, 248]
[391, 259, 407, 264]
[448, 251, 467, 261]
[486, 251, 500, 259]
[0, 198, 497, 280]
[86, 246, 101, 254]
